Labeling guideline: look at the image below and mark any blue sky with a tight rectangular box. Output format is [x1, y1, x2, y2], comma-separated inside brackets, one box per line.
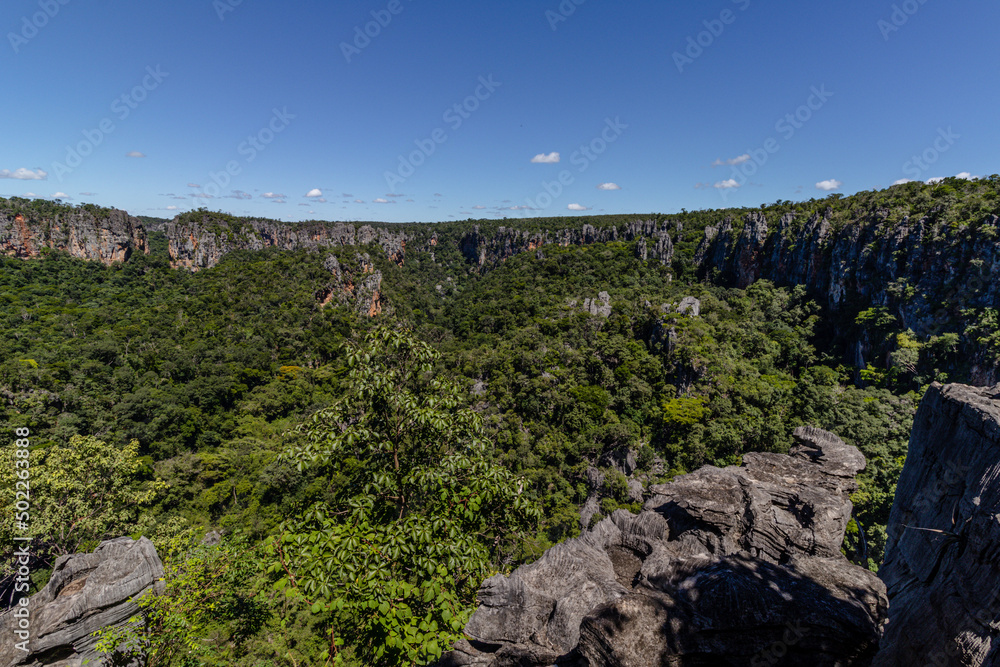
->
[2, 0, 998, 223]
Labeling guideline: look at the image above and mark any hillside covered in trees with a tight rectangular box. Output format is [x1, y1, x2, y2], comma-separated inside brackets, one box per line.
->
[2, 176, 999, 665]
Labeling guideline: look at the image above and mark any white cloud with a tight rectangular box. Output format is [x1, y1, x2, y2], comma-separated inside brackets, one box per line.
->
[317, 198, 327, 203]
[568, 203, 589, 211]
[308, 210, 315, 214]
[384, 193, 405, 198]
[230, 190, 252, 200]
[79, 191, 96, 196]
[126, 151, 146, 158]
[166, 205, 178, 210]
[192, 192, 215, 199]
[926, 177, 945, 185]
[816, 179, 842, 191]
[531, 152, 560, 164]
[892, 179, 914, 185]
[354, 199, 365, 204]
[955, 172, 973, 180]
[374, 198, 394, 204]
[597, 182, 621, 190]
[714, 179, 741, 189]
[712, 154, 751, 167]
[52, 192, 69, 199]
[188, 183, 202, 188]
[24, 192, 37, 197]
[261, 192, 286, 199]
[305, 188, 323, 197]
[0, 168, 47, 180]
[472, 205, 486, 210]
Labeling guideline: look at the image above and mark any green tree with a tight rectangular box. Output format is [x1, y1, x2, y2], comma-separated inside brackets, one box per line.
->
[94, 531, 276, 667]
[266, 327, 538, 666]
[0, 435, 166, 572]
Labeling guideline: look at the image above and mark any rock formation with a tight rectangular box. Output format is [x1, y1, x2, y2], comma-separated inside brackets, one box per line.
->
[442, 427, 887, 666]
[164, 215, 409, 270]
[583, 292, 612, 318]
[317, 253, 385, 317]
[0, 537, 164, 667]
[0, 208, 147, 265]
[875, 383, 1000, 666]
[692, 209, 1000, 374]
[458, 220, 675, 270]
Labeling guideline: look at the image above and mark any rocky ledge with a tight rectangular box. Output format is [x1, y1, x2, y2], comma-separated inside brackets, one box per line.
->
[442, 427, 887, 666]
[0, 537, 164, 667]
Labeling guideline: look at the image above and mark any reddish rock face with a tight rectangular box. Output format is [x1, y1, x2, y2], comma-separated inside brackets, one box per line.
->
[0, 208, 148, 264]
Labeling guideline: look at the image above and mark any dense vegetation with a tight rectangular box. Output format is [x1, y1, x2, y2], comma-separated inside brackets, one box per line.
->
[2, 178, 999, 664]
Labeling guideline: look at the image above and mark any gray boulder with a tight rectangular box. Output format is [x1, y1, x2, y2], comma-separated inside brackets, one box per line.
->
[442, 427, 886, 666]
[0, 537, 164, 667]
[875, 383, 1000, 666]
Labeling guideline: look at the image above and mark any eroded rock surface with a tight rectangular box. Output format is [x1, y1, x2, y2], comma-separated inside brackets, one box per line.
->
[442, 427, 886, 666]
[0, 537, 164, 667]
[165, 216, 409, 270]
[875, 383, 1000, 667]
[0, 208, 147, 265]
[692, 210, 1000, 381]
[317, 252, 385, 317]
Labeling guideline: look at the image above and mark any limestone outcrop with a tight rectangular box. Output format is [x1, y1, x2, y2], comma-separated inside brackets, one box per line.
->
[692, 209, 1000, 381]
[442, 427, 887, 666]
[0, 208, 147, 265]
[0, 537, 164, 667]
[458, 220, 675, 270]
[164, 215, 409, 270]
[875, 383, 1000, 666]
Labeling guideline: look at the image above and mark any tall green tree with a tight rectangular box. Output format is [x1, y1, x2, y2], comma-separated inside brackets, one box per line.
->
[267, 327, 538, 666]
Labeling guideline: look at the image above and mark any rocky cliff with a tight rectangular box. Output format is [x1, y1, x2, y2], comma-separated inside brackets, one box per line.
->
[317, 252, 386, 317]
[693, 209, 1000, 347]
[159, 215, 678, 272]
[163, 215, 410, 271]
[458, 219, 675, 269]
[875, 383, 1000, 666]
[443, 427, 887, 666]
[0, 208, 147, 265]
